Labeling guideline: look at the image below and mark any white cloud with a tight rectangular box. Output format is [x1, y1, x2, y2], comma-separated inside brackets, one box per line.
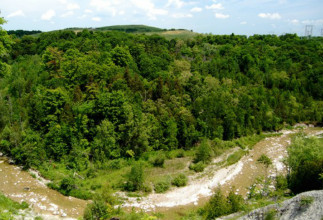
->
[166, 0, 185, 8]
[61, 11, 74, 18]
[240, 21, 247, 25]
[215, 13, 229, 19]
[302, 19, 323, 25]
[90, 0, 167, 20]
[92, 16, 101, 21]
[289, 19, 299, 24]
[85, 9, 93, 14]
[191, 7, 202, 13]
[258, 13, 281, 20]
[41, 10, 56, 20]
[7, 10, 25, 18]
[66, 3, 80, 10]
[206, 3, 224, 10]
[172, 13, 193, 18]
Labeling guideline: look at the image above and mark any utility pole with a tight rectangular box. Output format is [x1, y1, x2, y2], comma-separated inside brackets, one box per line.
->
[305, 25, 313, 38]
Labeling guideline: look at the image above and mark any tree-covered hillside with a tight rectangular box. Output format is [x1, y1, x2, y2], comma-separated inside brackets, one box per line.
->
[1, 22, 323, 172]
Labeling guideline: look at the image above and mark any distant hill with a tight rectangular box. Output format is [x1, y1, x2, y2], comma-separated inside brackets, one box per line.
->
[95, 25, 165, 33]
[8, 25, 200, 40]
[7, 30, 42, 38]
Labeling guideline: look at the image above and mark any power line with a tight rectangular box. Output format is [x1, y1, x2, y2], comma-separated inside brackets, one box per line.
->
[305, 25, 313, 38]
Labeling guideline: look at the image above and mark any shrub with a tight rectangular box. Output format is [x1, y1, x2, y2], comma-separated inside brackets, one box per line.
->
[204, 189, 230, 219]
[194, 139, 213, 164]
[171, 174, 188, 187]
[176, 149, 185, 158]
[154, 180, 171, 193]
[189, 161, 206, 172]
[59, 177, 76, 196]
[275, 175, 288, 191]
[257, 154, 272, 167]
[203, 188, 244, 219]
[83, 198, 112, 220]
[150, 152, 166, 167]
[227, 189, 244, 212]
[287, 136, 323, 193]
[124, 162, 144, 191]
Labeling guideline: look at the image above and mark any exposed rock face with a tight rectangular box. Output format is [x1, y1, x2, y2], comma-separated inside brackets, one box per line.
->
[239, 190, 323, 220]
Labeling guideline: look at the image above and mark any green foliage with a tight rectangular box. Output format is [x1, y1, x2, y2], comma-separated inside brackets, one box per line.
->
[194, 139, 213, 164]
[264, 209, 277, 220]
[83, 197, 113, 220]
[0, 192, 28, 219]
[275, 175, 288, 191]
[203, 188, 245, 219]
[149, 151, 166, 167]
[171, 174, 188, 187]
[124, 162, 145, 191]
[189, 161, 206, 172]
[287, 135, 323, 193]
[1, 20, 323, 207]
[154, 180, 171, 193]
[299, 196, 314, 208]
[226, 149, 247, 165]
[203, 189, 230, 219]
[257, 154, 272, 168]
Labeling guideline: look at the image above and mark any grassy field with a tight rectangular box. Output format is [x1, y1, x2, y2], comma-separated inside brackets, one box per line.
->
[0, 192, 30, 220]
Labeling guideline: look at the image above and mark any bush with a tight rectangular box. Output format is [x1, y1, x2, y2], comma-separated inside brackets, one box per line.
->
[124, 162, 144, 191]
[257, 154, 272, 168]
[203, 188, 244, 219]
[204, 189, 230, 219]
[275, 175, 288, 191]
[171, 174, 188, 187]
[227, 189, 244, 212]
[287, 136, 323, 193]
[154, 180, 171, 193]
[59, 177, 76, 196]
[150, 152, 166, 167]
[194, 139, 213, 163]
[176, 149, 185, 158]
[83, 198, 113, 220]
[189, 161, 206, 172]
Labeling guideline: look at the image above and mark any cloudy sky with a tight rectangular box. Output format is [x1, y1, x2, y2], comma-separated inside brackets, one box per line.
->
[1, 0, 323, 36]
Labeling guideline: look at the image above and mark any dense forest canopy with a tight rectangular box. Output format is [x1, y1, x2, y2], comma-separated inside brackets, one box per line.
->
[0, 22, 323, 171]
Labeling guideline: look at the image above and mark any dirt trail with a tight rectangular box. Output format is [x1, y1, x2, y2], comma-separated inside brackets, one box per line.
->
[0, 158, 87, 219]
[121, 127, 323, 212]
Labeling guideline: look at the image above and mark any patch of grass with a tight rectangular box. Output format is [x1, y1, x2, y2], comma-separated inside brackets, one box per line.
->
[226, 149, 247, 165]
[299, 196, 314, 209]
[264, 209, 277, 220]
[0, 192, 29, 219]
[154, 180, 171, 193]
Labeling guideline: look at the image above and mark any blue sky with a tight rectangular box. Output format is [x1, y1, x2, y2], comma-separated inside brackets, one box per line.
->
[1, 0, 323, 36]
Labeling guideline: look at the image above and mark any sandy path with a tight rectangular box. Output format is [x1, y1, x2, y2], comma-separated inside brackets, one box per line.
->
[0, 158, 87, 219]
[121, 127, 323, 212]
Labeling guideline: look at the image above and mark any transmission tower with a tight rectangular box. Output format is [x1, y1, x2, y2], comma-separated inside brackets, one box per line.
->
[305, 25, 313, 38]
[321, 28, 323, 37]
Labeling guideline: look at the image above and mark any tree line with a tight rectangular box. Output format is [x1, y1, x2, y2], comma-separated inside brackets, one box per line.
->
[0, 21, 323, 172]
